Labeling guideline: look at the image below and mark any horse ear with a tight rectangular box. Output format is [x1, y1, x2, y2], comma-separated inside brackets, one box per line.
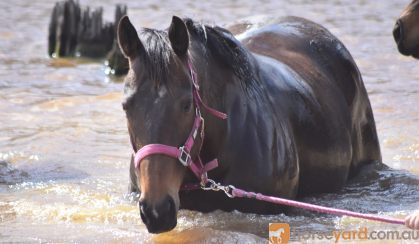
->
[169, 16, 189, 56]
[118, 16, 144, 59]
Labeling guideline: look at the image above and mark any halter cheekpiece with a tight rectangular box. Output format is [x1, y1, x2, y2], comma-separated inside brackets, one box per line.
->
[133, 56, 227, 189]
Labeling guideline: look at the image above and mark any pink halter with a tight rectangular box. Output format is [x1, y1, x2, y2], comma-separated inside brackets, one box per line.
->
[133, 57, 227, 188]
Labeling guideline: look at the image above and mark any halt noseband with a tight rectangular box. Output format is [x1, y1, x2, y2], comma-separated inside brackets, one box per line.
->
[133, 56, 227, 189]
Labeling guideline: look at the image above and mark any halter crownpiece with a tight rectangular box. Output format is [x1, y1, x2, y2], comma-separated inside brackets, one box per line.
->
[133, 56, 227, 188]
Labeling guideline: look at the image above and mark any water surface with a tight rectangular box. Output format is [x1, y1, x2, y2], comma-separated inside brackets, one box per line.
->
[0, 0, 418, 243]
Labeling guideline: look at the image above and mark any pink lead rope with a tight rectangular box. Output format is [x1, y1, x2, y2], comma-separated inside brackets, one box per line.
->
[231, 188, 405, 225]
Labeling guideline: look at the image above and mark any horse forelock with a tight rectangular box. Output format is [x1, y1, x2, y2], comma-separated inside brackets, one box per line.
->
[137, 28, 173, 89]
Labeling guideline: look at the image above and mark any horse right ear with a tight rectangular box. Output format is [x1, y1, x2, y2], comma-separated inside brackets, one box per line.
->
[118, 16, 144, 59]
[169, 16, 189, 56]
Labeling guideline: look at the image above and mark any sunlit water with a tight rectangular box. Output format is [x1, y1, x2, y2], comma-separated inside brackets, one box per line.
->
[0, 0, 418, 243]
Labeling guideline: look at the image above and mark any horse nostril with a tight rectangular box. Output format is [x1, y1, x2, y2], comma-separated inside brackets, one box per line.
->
[139, 199, 146, 212]
[166, 197, 175, 216]
[139, 200, 150, 224]
[393, 20, 403, 43]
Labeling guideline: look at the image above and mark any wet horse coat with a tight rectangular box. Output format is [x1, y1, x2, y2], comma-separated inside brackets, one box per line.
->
[120, 16, 381, 233]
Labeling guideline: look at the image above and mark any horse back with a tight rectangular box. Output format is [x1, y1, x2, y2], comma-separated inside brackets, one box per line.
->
[231, 16, 359, 108]
[229, 16, 381, 193]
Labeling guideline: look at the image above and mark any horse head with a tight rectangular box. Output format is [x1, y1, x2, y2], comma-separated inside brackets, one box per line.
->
[118, 15, 199, 233]
[394, 0, 419, 58]
[117, 15, 234, 233]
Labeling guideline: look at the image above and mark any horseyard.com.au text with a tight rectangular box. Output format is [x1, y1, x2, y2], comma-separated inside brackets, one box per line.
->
[269, 223, 418, 243]
[294, 227, 419, 243]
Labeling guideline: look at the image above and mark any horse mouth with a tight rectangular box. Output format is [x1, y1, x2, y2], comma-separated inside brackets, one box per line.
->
[411, 51, 419, 59]
[144, 216, 177, 234]
[394, 40, 419, 58]
[393, 20, 411, 56]
[395, 41, 412, 56]
[139, 195, 178, 234]
[397, 44, 412, 56]
[400, 43, 419, 59]
[392, 20, 419, 58]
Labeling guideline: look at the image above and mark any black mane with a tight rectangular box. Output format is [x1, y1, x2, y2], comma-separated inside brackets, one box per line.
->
[139, 19, 259, 94]
[184, 18, 260, 94]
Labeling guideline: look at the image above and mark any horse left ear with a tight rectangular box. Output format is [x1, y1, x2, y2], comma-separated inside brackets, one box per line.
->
[169, 16, 189, 56]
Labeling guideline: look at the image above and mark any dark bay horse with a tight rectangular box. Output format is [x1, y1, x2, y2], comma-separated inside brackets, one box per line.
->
[393, 0, 419, 58]
[118, 15, 381, 233]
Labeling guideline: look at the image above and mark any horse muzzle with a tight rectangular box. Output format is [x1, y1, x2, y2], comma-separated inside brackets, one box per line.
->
[139, 194, 177, 233]
[393, 19, 414, 56]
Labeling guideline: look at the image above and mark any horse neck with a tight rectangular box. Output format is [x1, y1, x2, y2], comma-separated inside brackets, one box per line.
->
[197, 55, 263, 165]
[195, 62, 232, 163]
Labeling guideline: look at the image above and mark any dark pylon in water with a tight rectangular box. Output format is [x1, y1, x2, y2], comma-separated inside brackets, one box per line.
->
[76, 7, 114, 58]
[106, 4, 129, 76]
[48, 0, 129, 75]
[48, 0, 81, 57]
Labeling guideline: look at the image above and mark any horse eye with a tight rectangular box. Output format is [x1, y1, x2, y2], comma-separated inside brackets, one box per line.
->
[182, 100, 192, 113]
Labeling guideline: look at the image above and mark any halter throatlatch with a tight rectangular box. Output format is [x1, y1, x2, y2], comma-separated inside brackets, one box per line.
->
[133, 56, 227, 188]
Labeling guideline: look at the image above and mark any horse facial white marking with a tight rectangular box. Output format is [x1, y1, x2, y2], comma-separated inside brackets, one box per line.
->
[154, 86, 168, 104]
[158, 86, 167, 98]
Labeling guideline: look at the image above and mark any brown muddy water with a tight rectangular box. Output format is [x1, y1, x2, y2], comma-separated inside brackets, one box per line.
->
[0, 0, 418, 243]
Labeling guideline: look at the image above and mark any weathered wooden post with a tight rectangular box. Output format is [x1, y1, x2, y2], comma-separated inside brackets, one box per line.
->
[48, 0, 81, 57]
[48, 0, 129, 75]
[105, 4, 129, 76]
[76, 7, 114, 58]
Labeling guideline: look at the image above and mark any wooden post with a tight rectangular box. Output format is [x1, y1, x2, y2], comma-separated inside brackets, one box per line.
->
[48, 0, 129, 75]
[106, 4, 129, 76]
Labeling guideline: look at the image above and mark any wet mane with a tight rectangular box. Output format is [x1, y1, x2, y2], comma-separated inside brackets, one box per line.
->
[412, 0, 419, 10]
[184, 18, 260, 94]
[139, 19, 260, 94]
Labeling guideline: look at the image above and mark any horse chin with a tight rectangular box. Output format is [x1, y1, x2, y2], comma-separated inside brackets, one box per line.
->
[140, 201, 178, 234]
[396, 36, 419, 58]
[396, 41, 412, 56]
[395, 42, 419, 58]
[138, 188, 181, 234]
[397, 45, 411, 56]
[144, 216, 177, 234]
[410, 48, 419, 59]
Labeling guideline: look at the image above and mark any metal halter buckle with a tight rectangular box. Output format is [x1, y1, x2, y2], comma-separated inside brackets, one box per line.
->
[178, 146, 191, 166]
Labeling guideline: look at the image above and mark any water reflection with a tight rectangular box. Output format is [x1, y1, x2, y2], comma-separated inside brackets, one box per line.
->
[0, 0, 417, 242]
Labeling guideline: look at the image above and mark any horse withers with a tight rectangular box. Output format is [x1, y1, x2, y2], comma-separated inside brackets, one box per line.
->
[118, 15, 381, 233]
[393, 0, 419, 58]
